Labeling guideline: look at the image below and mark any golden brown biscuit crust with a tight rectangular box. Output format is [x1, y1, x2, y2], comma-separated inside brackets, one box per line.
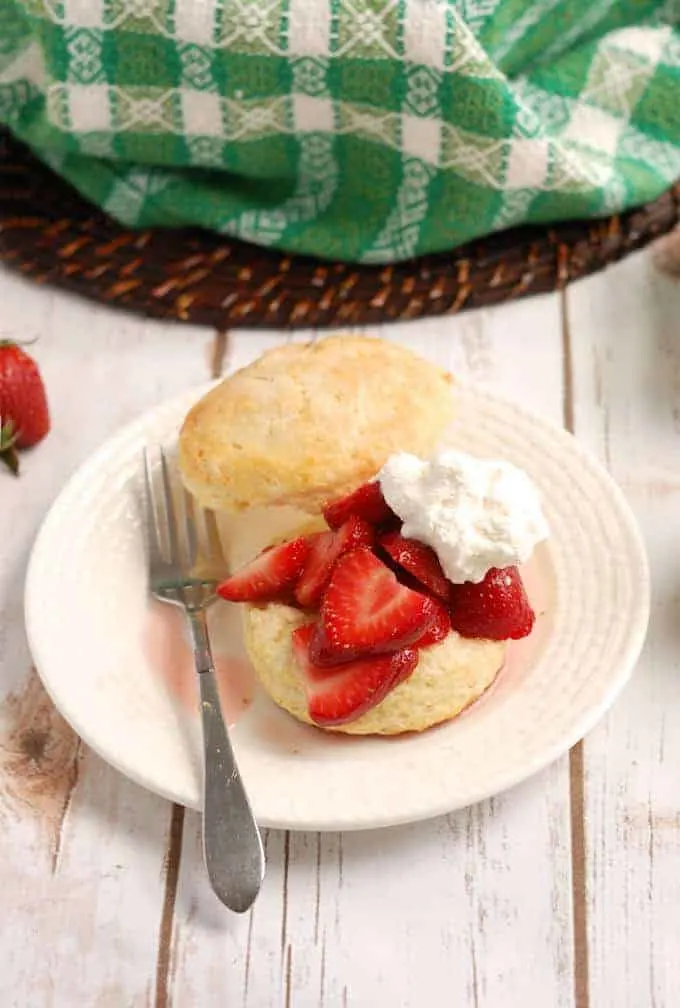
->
[178, 335, 453, 513]
[243, 602, 505, 735]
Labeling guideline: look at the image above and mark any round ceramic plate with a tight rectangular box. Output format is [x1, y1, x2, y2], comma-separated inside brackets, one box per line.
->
[25, 382, 649, 831]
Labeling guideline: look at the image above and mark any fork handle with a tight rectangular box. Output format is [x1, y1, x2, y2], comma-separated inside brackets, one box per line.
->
[188, 611, 265, 913]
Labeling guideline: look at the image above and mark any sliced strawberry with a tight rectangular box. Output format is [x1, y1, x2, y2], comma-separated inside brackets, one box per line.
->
[323, 481, 395, 530]
[449, 566, 535, 640]
[321, 547, 437, 659]
[415, 599, 451, 647]
[217, 537, 309, 603]
[292, 625, 418, 726]
[292, 624, 336, 679]
[308, 623, 346, 667]
[295, 516, 373, 609]
[311, 597, 451, 663]
[380, 532, 451, 601]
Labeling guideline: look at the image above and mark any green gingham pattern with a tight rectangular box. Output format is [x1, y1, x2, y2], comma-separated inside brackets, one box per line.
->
[1, 0, 679, 262]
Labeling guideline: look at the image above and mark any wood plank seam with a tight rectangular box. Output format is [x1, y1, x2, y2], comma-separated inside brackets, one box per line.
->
[314, 832, 322, 945]
[562, 288, 590, 1008]
[284, 943, 293, 1008]
[243, 903, 255, 1006]
[281, 830, 291, 967]
[154, 800, 185, 1006]
[334, 833, 344, 933]
[211, 330, 230, 380]
[464, 809, 482, 1008]
[319, 928, 327, 1008]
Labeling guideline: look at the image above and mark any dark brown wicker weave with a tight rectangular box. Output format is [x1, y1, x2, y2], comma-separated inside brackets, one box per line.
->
[1, 128, 678, 329]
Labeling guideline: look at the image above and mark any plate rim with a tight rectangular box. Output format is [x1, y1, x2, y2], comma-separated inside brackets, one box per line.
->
[24, 380, 650, 830]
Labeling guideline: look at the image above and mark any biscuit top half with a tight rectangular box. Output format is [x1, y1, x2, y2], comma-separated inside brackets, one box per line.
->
[178, 335, 454, 513]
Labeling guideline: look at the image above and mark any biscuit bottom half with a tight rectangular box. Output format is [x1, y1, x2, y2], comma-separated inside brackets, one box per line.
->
[243, 603, 506, 735]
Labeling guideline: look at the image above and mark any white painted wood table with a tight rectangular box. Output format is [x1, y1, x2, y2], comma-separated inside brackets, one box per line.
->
[1, 248, 678, 1008]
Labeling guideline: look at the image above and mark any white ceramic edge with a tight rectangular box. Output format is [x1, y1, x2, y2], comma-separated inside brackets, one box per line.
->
[24, 381, 650, 831]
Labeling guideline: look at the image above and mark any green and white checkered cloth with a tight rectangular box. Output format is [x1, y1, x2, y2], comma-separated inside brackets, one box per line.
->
[1, 0, 679, 263]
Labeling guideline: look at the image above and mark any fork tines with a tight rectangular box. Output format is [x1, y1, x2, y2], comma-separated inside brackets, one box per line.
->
[143, 447, 225, 574]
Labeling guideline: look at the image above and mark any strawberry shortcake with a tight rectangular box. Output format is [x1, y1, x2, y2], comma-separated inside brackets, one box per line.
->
[178, 336, 548, 736]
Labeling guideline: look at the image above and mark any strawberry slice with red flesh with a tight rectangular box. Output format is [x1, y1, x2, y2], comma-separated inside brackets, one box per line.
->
[313, 597, 451, 662]
[217, 537, 309, 603]
[292, 625, 418, 726]
[380, 532, 451, 602]
[323, 481, 396, 530]
[449, 566, 535, 640]
[294, 516, 373, 609]
[321, 547, 437, 659]
[414, 599, 451, 647]
[308, 623, 346, 667]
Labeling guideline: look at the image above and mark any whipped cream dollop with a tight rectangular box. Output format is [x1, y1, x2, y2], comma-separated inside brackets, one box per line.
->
[378, 450, 549, 584]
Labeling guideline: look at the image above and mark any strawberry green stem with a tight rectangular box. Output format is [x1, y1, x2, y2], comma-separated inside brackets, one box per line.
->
[0, 419, 19, 476]
[0, 446, 19, 476]
[0, 337, 38, 349]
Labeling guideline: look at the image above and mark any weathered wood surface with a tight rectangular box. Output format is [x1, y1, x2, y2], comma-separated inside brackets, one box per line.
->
[0, 250, 675, 1007]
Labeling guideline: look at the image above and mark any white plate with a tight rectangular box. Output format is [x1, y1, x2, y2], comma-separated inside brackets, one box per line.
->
[25, 382, 649, 831]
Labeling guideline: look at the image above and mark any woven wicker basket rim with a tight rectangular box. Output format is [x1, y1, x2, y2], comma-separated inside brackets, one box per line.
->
[1, 129, 678, 329]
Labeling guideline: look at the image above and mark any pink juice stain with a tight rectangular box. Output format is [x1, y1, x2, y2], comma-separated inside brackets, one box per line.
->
[143, 599, 255, 725]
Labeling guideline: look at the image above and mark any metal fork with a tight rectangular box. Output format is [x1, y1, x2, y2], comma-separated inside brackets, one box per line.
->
[143, 447, 265, 913]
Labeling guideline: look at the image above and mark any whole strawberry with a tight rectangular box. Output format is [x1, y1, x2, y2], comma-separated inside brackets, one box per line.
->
[449, 566, 535, 640]
[0, 341, 50, 475]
